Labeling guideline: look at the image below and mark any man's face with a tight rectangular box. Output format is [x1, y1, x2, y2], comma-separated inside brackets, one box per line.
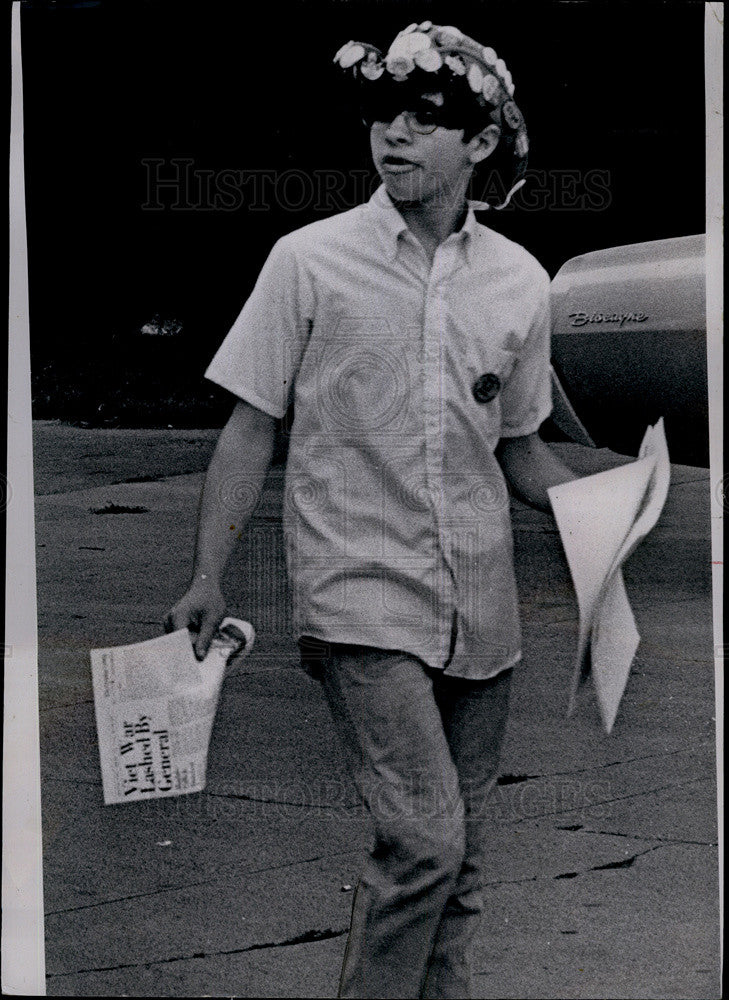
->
[369, 92, 476, 207]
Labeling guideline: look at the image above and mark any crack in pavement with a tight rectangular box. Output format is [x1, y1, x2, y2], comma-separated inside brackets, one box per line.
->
[43, 821, 711, 975]
[240, 847, 360, 879]
[511, 775, 711, 825]
[483, 844, 663, 889]
[45, 926, 349, 978]
[554, 843, 661, 878]
[506, 740, 713, 783]
[45, 848, 361, 917]
[205, 790, 363, 814]
[45, 877, 218, 917]
[576, 827, 718, 848]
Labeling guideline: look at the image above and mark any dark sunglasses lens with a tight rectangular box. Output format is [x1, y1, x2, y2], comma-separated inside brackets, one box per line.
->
[410, 105, 439, 132]
[359, 80, 463, 133]
[361, 92, 398, 126]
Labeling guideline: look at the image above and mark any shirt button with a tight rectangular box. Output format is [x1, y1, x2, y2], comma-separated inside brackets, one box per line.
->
[472, 373, 501, 404]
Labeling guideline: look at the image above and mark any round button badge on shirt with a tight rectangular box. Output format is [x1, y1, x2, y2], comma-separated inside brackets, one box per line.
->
[472, 373, 501, 404]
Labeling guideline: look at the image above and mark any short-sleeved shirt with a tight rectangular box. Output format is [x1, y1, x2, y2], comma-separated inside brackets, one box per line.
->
[206, 185, 552, 679]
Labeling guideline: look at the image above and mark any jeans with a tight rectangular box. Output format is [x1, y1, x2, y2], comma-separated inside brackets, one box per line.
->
[316, 644, 513, 999]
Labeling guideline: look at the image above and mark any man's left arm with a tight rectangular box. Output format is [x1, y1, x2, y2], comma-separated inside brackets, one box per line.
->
[496, 432, 577, 513]
[495, 265, 578, 512]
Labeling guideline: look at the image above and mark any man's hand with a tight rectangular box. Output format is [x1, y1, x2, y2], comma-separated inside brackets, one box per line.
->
[162, 398, 276, 660]
[162, 577, 227, 661]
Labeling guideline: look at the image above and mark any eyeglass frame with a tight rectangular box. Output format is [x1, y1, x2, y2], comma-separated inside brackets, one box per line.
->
[363, 106, 443, 135]
[359, 87, 477, 136]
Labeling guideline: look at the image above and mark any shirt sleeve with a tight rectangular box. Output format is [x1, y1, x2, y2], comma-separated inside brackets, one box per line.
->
[499, 271, 552, 438]
[205, 236, 314, 419]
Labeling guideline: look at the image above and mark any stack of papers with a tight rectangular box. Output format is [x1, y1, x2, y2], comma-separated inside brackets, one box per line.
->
[548, 420, 670, 733]
[90, 618, 254, 804]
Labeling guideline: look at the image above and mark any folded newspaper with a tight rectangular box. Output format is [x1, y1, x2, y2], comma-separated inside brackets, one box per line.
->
[548, 419, 670, 733]
[90, 618, 254, 804]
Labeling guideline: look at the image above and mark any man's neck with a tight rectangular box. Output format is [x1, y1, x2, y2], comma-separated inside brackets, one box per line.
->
[395, 193, 469, 260]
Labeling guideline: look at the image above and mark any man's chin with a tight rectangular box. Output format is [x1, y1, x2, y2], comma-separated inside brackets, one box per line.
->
[379, 172, 427, 206]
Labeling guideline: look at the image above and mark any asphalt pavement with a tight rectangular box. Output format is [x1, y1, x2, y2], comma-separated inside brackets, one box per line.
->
[34, 420, 720, 998]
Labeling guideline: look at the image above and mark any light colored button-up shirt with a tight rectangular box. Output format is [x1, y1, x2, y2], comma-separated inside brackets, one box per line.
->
[206, 185, 552, 679]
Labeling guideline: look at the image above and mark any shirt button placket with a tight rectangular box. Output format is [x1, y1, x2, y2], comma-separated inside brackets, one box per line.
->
[423, 263, 440, 512]
[423, 250, 454, 661]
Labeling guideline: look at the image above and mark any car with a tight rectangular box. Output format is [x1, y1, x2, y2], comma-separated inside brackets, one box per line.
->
[549, 234, 708, 467]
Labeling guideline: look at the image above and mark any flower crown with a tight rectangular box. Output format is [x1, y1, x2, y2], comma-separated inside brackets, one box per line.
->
[333, 21, 529, 165]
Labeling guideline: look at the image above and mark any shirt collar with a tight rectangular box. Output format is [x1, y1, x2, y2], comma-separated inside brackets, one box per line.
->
[368, 184, 477, 263]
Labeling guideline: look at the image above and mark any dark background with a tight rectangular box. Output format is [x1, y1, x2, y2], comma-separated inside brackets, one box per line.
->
[21, 0, 706, 428]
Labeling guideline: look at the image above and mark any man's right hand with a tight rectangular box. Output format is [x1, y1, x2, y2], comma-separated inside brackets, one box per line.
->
[162, 578, 227, 661]
[162, 399, 275, 661]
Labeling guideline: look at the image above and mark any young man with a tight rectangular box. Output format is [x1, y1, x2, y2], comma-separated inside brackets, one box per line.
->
[165, 21, 575, 999]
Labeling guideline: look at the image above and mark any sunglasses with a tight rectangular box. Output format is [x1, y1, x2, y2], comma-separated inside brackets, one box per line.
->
[360, 92, 468, 135]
